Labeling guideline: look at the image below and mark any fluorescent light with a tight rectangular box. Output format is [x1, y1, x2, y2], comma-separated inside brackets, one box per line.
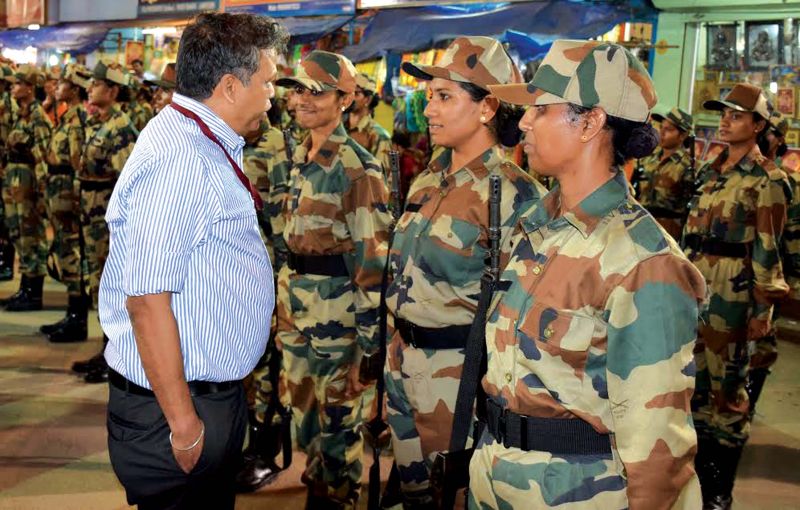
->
[48, 55, 58, 66]
[27, 24, 40, 30]
[770, 82, 778, 94]
[142, 27, 178, 37]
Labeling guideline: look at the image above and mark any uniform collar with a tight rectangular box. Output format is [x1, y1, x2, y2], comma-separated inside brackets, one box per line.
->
[427, 145, 504, 183]
[295, 123, 349, 169]
[172, 93, 245, 153]
[349, 113, 373, 133]
[522, 170, 629, 238]
[710, 145, 765, 175]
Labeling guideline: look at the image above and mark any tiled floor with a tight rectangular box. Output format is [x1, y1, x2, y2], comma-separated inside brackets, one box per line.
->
[0, 277, 798, 509]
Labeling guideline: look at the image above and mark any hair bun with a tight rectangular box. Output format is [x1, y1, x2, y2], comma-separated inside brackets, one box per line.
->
[625, 123, 659, 159]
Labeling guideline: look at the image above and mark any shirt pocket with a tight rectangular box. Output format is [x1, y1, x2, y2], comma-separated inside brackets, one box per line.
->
[516, 302, 595, 363]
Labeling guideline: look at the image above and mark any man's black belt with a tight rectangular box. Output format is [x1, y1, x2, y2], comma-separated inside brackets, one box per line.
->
[109, 369, 240, 398]
[287, 252, 349, 277]
[79, 179, 116, 191]
[684, 234, 750, 258]
[48, 164, 74, 176]
[485, 398, 612, 455]
[647, 206, 685, 220]
[7, 154, 35, 165]
[395, 317, 471, 349]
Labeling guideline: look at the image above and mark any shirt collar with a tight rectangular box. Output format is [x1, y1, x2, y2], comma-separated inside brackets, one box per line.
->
[710, 145, 765, 175]
[295, 123, 348, 169]
[427, 145, 503, 183]
[522, 170, 630, 238]
[172, 93, 245, 153]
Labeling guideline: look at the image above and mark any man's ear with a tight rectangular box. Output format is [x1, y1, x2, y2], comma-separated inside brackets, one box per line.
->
[218, 74, 239, 104]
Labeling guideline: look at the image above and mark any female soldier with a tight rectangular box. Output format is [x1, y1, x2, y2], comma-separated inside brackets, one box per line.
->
[384, 36, 546, 508]
[686, 84, 790, 510]
[274, 51, 391, 509]
[471, 40, 706, 509]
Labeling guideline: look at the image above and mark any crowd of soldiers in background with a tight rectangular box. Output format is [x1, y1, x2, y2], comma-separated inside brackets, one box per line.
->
[1, 39, 800, 510]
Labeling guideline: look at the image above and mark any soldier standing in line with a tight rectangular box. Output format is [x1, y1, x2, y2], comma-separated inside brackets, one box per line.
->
[382, 36, 546, 508]
[346, 73, 392, 174]
[40, 64, 92, 343]
[70, 62, 138, 384]
[636, 107, 695, 240]
[125, 80, 154, 132]
[0, 64, 52, 311]
[144, 63, 176, 114]
[685, 84, 791, 510]
[0, 62, 17, 282]
[469, 40, 706, 509]
[274, 50, 391, 509]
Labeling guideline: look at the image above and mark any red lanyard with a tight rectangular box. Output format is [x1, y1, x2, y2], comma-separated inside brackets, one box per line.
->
[170, 103, 263, 211]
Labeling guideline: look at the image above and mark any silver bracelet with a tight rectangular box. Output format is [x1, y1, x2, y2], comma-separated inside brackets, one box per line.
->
[169, 423, 205, 451]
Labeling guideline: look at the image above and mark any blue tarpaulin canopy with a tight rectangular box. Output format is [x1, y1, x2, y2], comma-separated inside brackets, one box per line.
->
[0, 23, 111, 53]
[342, 0, 657, 62]
[279, 15, 355, 44]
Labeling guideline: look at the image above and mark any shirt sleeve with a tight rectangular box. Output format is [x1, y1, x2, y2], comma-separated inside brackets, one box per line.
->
[122, 154, 216, 296]
[604, 254, 705, 510]
[751, 174, 790, 322]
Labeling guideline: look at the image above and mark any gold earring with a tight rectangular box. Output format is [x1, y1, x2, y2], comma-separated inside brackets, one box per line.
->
[581, 135, 587, 141]
[480, 115, 486, 123]
[342, 106, 346, 112]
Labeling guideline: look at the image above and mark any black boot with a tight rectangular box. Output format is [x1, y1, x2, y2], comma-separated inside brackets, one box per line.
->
[0, 274, 27, 306]
[5, 275, 44, 311]
[84, 356, 108, 383]
[746, 367, 770, 419]
[235, 415, 284, 492]
[0, 242, 13, 281]
[72, 335, 108, 373]
[697, 436, 744, 510]
[48, 295, 89, 343]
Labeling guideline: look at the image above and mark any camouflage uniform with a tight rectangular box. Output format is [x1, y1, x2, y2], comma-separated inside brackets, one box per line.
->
[128, 98, 153, 133]
[80, 63, 137, 306]
[0, 66, 18, 280]
[275, 51, 391, 507]
[347, 74, 392, 174]
[387, 37, 544, 507]
[473, 40, 705, 509]
[637, 108, 695, 240]
[3, 66, 52, 280]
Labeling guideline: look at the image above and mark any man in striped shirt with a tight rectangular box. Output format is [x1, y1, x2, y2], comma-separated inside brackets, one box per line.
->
[98, 13, 287, 510]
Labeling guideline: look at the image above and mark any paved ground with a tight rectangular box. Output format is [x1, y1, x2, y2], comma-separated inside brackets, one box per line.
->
[0, 276, 798, 509]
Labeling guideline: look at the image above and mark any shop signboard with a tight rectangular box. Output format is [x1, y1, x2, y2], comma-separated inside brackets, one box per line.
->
[223, 0, 354, 17]
[1, 0, 45, 28]
[60, 0, 138, 22]
[139, 0, 220, 18]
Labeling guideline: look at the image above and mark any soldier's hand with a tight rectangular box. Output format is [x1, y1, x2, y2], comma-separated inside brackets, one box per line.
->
[747, 317, 770, 340]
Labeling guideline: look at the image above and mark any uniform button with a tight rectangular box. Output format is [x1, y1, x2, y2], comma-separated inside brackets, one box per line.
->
[532, 265, 542, 275]
[447, 233, 453, 238]
[504, 372, 512, 383]
[543, 327, 554, 339]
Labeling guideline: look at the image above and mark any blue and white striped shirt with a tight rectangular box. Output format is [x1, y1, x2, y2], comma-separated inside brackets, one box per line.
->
[99, 93, 274, 389]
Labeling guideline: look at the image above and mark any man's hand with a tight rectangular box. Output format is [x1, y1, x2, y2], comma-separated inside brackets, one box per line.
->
[748, 317, 770, 340]
[171, 417, 205, 474]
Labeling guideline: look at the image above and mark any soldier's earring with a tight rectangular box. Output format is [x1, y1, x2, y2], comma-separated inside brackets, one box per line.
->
[342, 106, 346, 111]
[480, 115, 487, 123]
[581, 135, 588, 141]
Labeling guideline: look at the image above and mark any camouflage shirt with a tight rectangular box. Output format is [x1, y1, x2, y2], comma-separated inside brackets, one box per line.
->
[243, 121, 291, 268]
[46, 103, 87, 171]
[386, 145, 546, 328]
[684, 146, 790, 323]
[80, 105, 138, 182]
[784, 171, 800, 299]
[347, 114, 392, 175]
[6, 99, 52, 179]
[127, 100, 153, 133]
[283, 123, 391, 354]
[638, 147, 694, 228]
[483, 170, 705, 508]
[0, 91, 17, 154]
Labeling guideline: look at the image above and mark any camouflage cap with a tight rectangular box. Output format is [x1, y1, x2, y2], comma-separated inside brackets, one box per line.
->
[6, 64, 44, 87]
[652, 106, 693, 133]
[62, 63, 92, 89]
[276, 51, 357, 94]
[143, 62, 176, 90]
[703, 83, 770, 120]
[92, 61, 130, 87]
[402, 36, 522, 90]
[488, 39, 658, 122]
[768, 111, 789, 137]
[355, 73, 377, 94]
[0, 63, 15, 83]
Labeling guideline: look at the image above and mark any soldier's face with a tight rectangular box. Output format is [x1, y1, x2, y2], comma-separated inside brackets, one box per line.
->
[518, 103, 581, 176]
[44, 78, 57, 97]
[424, 78, 484, 149]
[659, 120, 685, 150]
[232, 49, 277, 135]
[154, 88, 173, 113]
[89, 80, 115, 107]
[55, 80, 74, 102]
[294, 85, 351, 131]
[718, 108, 763, 145]
[352, 88, 370, 114]
[11, 82, 32, 101]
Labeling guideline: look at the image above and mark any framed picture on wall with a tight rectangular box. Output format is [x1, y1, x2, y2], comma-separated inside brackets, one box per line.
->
[707, 24, 738, 70]
[745, 21, 783, 69]
[786, 129, 800, 147]
[781, 148, 800, 172]
[777, 87, 797, 117]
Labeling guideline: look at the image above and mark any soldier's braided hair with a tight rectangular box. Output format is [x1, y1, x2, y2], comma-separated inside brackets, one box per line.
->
[566, 104, 659, 166]
[459, 82, 524, 147]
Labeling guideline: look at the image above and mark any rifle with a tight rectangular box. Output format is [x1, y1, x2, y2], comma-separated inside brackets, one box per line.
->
[362, 149, 402, 510]
[430, 175, 502, 509]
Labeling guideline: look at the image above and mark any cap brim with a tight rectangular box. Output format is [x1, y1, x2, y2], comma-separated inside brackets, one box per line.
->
[401, 61, 473, 85]
[144, 79, 175, 89]
[651, 113, 666, 122]
[487, 83, 567, 107]
[703, 99, 747, 112]
[276, 76, 335, 92]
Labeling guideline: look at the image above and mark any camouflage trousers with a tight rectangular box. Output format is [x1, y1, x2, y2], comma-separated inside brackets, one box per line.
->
[385, 326, 469, 507]
[46, 174, 83, 296]
[2, 163, 47, 277]
[80, 184, 113, 307]
[276, 264, 364, 507]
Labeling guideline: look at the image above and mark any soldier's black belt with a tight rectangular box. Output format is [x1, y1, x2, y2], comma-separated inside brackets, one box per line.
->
[7, 153, 35, 165]
[109, 369, 240, 398]
[48, 164, 74, 176]
[485, 398, 612, 455]
[287, 252, 348, 277]
[395, 317, 471, 349]
[646, 206, 685, 220]
[684, 234, 750, 258]
[79, 179, 116, 191]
